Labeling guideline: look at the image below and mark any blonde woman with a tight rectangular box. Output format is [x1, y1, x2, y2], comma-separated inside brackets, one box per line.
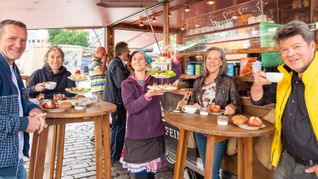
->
[27, 46, 75, 99]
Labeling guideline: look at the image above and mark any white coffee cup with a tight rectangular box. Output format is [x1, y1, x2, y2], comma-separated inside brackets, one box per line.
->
[256, 14, 267, 22]
[252, 61, 262, 74]
[265, 72, 283, 83]
[44, 81, 57, 90]
[182, 105, 197, 114]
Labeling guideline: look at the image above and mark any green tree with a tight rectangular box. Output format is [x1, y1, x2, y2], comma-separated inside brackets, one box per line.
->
[48, 29, 89, 47]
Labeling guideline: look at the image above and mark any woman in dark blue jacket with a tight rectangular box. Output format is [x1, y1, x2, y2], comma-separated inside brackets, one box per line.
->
[121, 48, 181, 179]
[26, 46, 75, 99]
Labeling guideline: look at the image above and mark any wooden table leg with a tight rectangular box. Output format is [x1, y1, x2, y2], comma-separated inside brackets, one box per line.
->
[180, 130, 189, 177]
[205, 135, 216, 179]
[50, 125, 58, 179]
[94, 118, 103, 179]
[102, 114, 111, 179]
[173, 129, 189, 179]
[33, 127, 49, 179]
[55, 124, 66, 179]
[237, 138, 244, 179]
[243, 137, 253, 179]
[28, 132, 39, 179]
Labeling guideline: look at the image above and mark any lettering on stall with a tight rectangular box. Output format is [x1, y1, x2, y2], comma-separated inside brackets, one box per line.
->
[165, 126, 179, 140]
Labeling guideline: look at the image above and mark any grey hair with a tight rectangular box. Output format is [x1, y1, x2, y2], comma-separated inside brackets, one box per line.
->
[203, 47, 227, 76]
[115, 41, 128, 57]
[274, 20, 314, 44]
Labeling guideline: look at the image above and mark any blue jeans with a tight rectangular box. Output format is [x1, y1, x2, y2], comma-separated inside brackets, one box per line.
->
[0, 159, 27, 179]
[194, 132, 227, 179]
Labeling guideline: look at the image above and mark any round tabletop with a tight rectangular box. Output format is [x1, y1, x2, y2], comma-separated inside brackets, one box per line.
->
[46, 101, 117, 118]
[164, 112, 274, 137]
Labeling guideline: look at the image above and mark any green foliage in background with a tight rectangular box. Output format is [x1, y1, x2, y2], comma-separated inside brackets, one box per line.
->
[48, 29, 89, 47]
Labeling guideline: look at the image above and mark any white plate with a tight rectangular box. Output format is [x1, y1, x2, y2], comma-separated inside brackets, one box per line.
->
[149, 74, 171, 79]
[152, 61, 171, 65]
[65, 88, 91, 94]
[148, 86, 177, 92]
[77, 98, 94, 106]
[148, 89, 176, 93]
[67, 76, 87, 81]
[233, 122, 266, 130]
[43, 108, 68, 113]
[209, 110, 224, 115]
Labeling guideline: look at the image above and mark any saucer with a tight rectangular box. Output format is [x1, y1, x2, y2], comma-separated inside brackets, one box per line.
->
[200, 111, 209, 115]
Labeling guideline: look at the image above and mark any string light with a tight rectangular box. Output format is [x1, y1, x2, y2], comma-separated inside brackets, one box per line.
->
[151, 16, 157, 23]
[206, 0, 215, 5]
[184, 4, 191, 12]
[139, 19, 144, 27]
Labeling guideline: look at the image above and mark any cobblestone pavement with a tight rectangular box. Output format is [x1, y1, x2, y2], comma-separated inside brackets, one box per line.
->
[25, 122, 173, 179]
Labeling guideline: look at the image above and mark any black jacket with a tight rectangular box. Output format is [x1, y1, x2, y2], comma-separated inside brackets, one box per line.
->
[104, 56, 129, 105]
[190, 74, 242, 113]
[26, 64, 76, 99]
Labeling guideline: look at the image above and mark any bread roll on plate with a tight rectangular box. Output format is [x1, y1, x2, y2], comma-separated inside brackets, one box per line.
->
[248, 116, 263, 127]
[232, 115, 248, 125]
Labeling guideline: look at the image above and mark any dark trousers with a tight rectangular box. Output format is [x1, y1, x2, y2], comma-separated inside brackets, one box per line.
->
[110, 104, 126, 162]
[274, 151, 318, 179]
[135, 171, 155, 179]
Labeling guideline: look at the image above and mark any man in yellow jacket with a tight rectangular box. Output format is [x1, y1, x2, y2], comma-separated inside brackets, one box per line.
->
[251, 20, 318, 178]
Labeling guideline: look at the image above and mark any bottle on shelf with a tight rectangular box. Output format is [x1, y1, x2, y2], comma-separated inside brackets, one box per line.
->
[195, 64, 202, 76]
[227, 63, 235, 77]
[187, 64, 195, 75]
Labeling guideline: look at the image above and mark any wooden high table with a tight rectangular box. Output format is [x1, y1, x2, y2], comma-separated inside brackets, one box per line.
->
[164, 112, 274, 179]
[28, 101, 116, 179]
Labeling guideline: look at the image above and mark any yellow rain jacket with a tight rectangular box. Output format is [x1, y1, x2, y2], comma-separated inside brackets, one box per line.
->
[271, 51, 318, 167]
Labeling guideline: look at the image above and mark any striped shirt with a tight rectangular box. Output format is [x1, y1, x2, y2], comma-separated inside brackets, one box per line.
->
[88, 57, 105, 94]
